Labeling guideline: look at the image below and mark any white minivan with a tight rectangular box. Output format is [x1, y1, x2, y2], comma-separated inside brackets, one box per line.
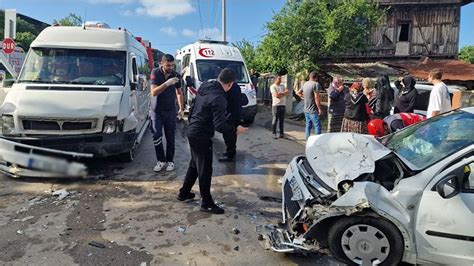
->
[0, 24, 150, 162]
[176, 40, 257, 124]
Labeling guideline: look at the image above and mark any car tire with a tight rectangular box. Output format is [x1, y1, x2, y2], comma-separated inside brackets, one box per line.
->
[118, 149, 135, 163]
[328, 216, 404, 266]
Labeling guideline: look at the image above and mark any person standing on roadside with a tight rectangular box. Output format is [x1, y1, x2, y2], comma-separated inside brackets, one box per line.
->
[270, 73, 289, 139]
[327, 77, 348, 132]
[178, 68, 248, 215]
[298, 71, 323, 139]
[394, 75, 418, 114]
[219, 82, 242, 163]
[341, 82, 371, 134]
[369, 75, 393, 119]
[427, 69, 451, 118]
[149, 54, 184, 173]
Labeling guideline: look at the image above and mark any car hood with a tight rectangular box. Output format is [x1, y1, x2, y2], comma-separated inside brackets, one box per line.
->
[306, 133, 392, 190]
[1, 86, 123, 118]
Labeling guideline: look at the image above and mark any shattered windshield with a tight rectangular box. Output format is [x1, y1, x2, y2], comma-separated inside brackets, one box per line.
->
[385, 110, 474, 170]
[18, 48, 126, 85]
[196, 60, 249, 83]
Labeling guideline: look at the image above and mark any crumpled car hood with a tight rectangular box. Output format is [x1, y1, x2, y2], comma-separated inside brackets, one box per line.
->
[306, 133, 391, 190]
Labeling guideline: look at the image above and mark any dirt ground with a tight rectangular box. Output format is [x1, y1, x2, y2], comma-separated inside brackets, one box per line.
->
[0, 110, 342, 265]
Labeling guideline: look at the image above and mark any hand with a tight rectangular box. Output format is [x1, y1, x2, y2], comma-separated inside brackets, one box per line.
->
[318, 109, 324, 116]
[337, 85, 344, 92]
[236, 126, 248, 135]
[363, 88, 371, 96]
[165, 77, 179, 87]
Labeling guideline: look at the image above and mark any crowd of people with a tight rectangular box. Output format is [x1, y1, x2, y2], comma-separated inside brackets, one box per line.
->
[270, 68, 453, 139]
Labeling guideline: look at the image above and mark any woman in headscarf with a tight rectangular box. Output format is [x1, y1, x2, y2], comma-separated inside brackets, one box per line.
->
[369, 75, 394, 119]
[341, 82, 371, 134]
[327, 77, 347, 132]
[394, 75, 418, 113]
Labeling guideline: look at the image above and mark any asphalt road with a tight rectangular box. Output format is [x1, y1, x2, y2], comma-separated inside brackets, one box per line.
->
[0, 110, 342, 265]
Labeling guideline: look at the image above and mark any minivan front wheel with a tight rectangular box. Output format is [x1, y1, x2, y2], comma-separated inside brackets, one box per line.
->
[328, 216, 404, 266]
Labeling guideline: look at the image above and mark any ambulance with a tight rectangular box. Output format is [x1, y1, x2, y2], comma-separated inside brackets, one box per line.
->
[176, 40, 257, 124]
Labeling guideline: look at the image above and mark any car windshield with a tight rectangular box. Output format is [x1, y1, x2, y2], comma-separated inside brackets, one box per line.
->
[196, 60, 249, 83]
[18, 48, 126, 86]
[384, 110, 474, 170]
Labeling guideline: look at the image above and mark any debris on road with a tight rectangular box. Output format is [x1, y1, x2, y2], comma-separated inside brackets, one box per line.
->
[176, 226, 187, 233]
[259, 196, 282, 203]
[14, 216, 34, 222]
[16, 229, 24, 234]
[231, 228, 240, 235]
[52, 189, 70, 200]
[234, 246, 239, 251]
[233, 215, 238, 219]
[88, 241, 106, 249]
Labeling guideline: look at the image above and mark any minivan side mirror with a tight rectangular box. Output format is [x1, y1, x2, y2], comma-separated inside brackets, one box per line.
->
[185, 76, 195, 87]
[436, 175, 460, 199]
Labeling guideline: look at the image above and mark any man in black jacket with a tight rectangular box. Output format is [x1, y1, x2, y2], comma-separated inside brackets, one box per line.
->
[219, 82, 242, 162]
[178, 68, 248, 214]
[394, 75, 418, 113]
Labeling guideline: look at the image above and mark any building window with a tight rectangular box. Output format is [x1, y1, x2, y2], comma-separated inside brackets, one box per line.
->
[398, 23, 410, 42]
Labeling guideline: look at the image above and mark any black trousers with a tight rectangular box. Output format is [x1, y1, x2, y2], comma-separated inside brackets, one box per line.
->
[272, 105, 286, 134]
[150, 110, 176, 162]
[222, 120, 240, 158]
[180, 137, 214, 205]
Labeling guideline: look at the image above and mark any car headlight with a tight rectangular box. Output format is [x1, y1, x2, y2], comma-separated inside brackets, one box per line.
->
[102, 117, 117, 134]
[1, 115, 15, 135]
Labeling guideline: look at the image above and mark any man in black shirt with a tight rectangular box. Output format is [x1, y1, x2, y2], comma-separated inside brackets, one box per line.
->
[150, 54, 184, 172]
[219, 82, 242, 162]
[178, 68, 248, 214]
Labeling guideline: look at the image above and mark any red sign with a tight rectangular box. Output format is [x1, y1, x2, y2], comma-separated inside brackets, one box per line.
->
[198, 48, 215, 58]
[2, 38, 15, 54]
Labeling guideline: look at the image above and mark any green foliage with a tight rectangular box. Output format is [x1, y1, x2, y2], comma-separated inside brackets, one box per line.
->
[232, 39, 259, 71]
[15, 32, 36, 50]
[459, 46, 474, 64]
[53, 13, 83, 26]
[256, 0, 383, 74]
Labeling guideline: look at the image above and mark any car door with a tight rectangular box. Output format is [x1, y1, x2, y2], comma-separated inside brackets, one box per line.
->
[415, 152, 474, 264]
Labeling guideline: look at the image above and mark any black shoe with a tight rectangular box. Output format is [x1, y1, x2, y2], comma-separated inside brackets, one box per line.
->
[218, 155, 235, 162]
[200, 203, 225, 214]
[177, 192, 195, 201]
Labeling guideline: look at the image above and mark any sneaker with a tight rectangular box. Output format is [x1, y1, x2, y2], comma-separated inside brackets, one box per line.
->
[153, 161, 166, 172]
[200, 203, 225, 215]
[177, 192, 196, 202]
[166, 162, 175, 172]
[279, 133, 285, 139]
[273, 134, 278, 139]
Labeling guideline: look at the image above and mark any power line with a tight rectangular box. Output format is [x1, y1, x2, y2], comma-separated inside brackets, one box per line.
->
[196, 0, 204, 33]
[211, 0, 218, 29]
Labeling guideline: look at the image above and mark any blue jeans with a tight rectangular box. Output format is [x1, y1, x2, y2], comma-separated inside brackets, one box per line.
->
[305, 112, 321, 139]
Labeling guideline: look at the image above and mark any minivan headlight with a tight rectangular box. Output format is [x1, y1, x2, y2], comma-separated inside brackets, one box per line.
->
[102, 117, 117, 134]
[1, 115, 15, 136]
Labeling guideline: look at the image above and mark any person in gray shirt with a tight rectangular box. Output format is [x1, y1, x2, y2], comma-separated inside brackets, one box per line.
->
[297, 71, 323, 139]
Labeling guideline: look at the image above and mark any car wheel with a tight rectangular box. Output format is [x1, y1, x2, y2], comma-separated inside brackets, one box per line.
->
[118, 149, 135, 163]
[328, 216, 404, 266]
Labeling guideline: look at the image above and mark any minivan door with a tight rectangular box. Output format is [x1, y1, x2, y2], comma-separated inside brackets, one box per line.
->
[415, 154, 474, 264]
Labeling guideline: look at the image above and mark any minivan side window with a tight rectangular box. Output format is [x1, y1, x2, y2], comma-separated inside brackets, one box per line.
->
[132, 57, 138, 82]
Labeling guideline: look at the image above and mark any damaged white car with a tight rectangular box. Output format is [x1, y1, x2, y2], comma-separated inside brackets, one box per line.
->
[263, 108, 474, 265]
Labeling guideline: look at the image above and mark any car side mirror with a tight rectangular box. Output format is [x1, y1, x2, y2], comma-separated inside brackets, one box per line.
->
[130, 81, 137, 91]
[436, 175, 460, 199]
[185, 76, 195, 87]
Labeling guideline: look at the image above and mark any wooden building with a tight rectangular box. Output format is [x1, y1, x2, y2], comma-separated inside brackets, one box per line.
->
[332, 0, 473, 60]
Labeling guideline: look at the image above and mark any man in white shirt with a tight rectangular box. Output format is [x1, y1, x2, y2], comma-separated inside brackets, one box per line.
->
[270, 74, 289, 139]
[427, 69, 451, 118]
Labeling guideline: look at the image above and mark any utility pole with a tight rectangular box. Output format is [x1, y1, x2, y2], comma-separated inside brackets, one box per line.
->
[222, 0, 226, 42]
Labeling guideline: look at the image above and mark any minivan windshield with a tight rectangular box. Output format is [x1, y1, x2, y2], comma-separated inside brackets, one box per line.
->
[384, 110, 474, 170]
[18, 48, 126, 86]
[196, 60, 249, 83]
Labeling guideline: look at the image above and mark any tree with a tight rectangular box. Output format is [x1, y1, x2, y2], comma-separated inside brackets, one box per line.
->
[15, 32, 36, 50]
[232, 40, 259, 71]
[459, 46, 474, 64]
[256, 0, 383, 74]
[53, 13, 83, 26]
